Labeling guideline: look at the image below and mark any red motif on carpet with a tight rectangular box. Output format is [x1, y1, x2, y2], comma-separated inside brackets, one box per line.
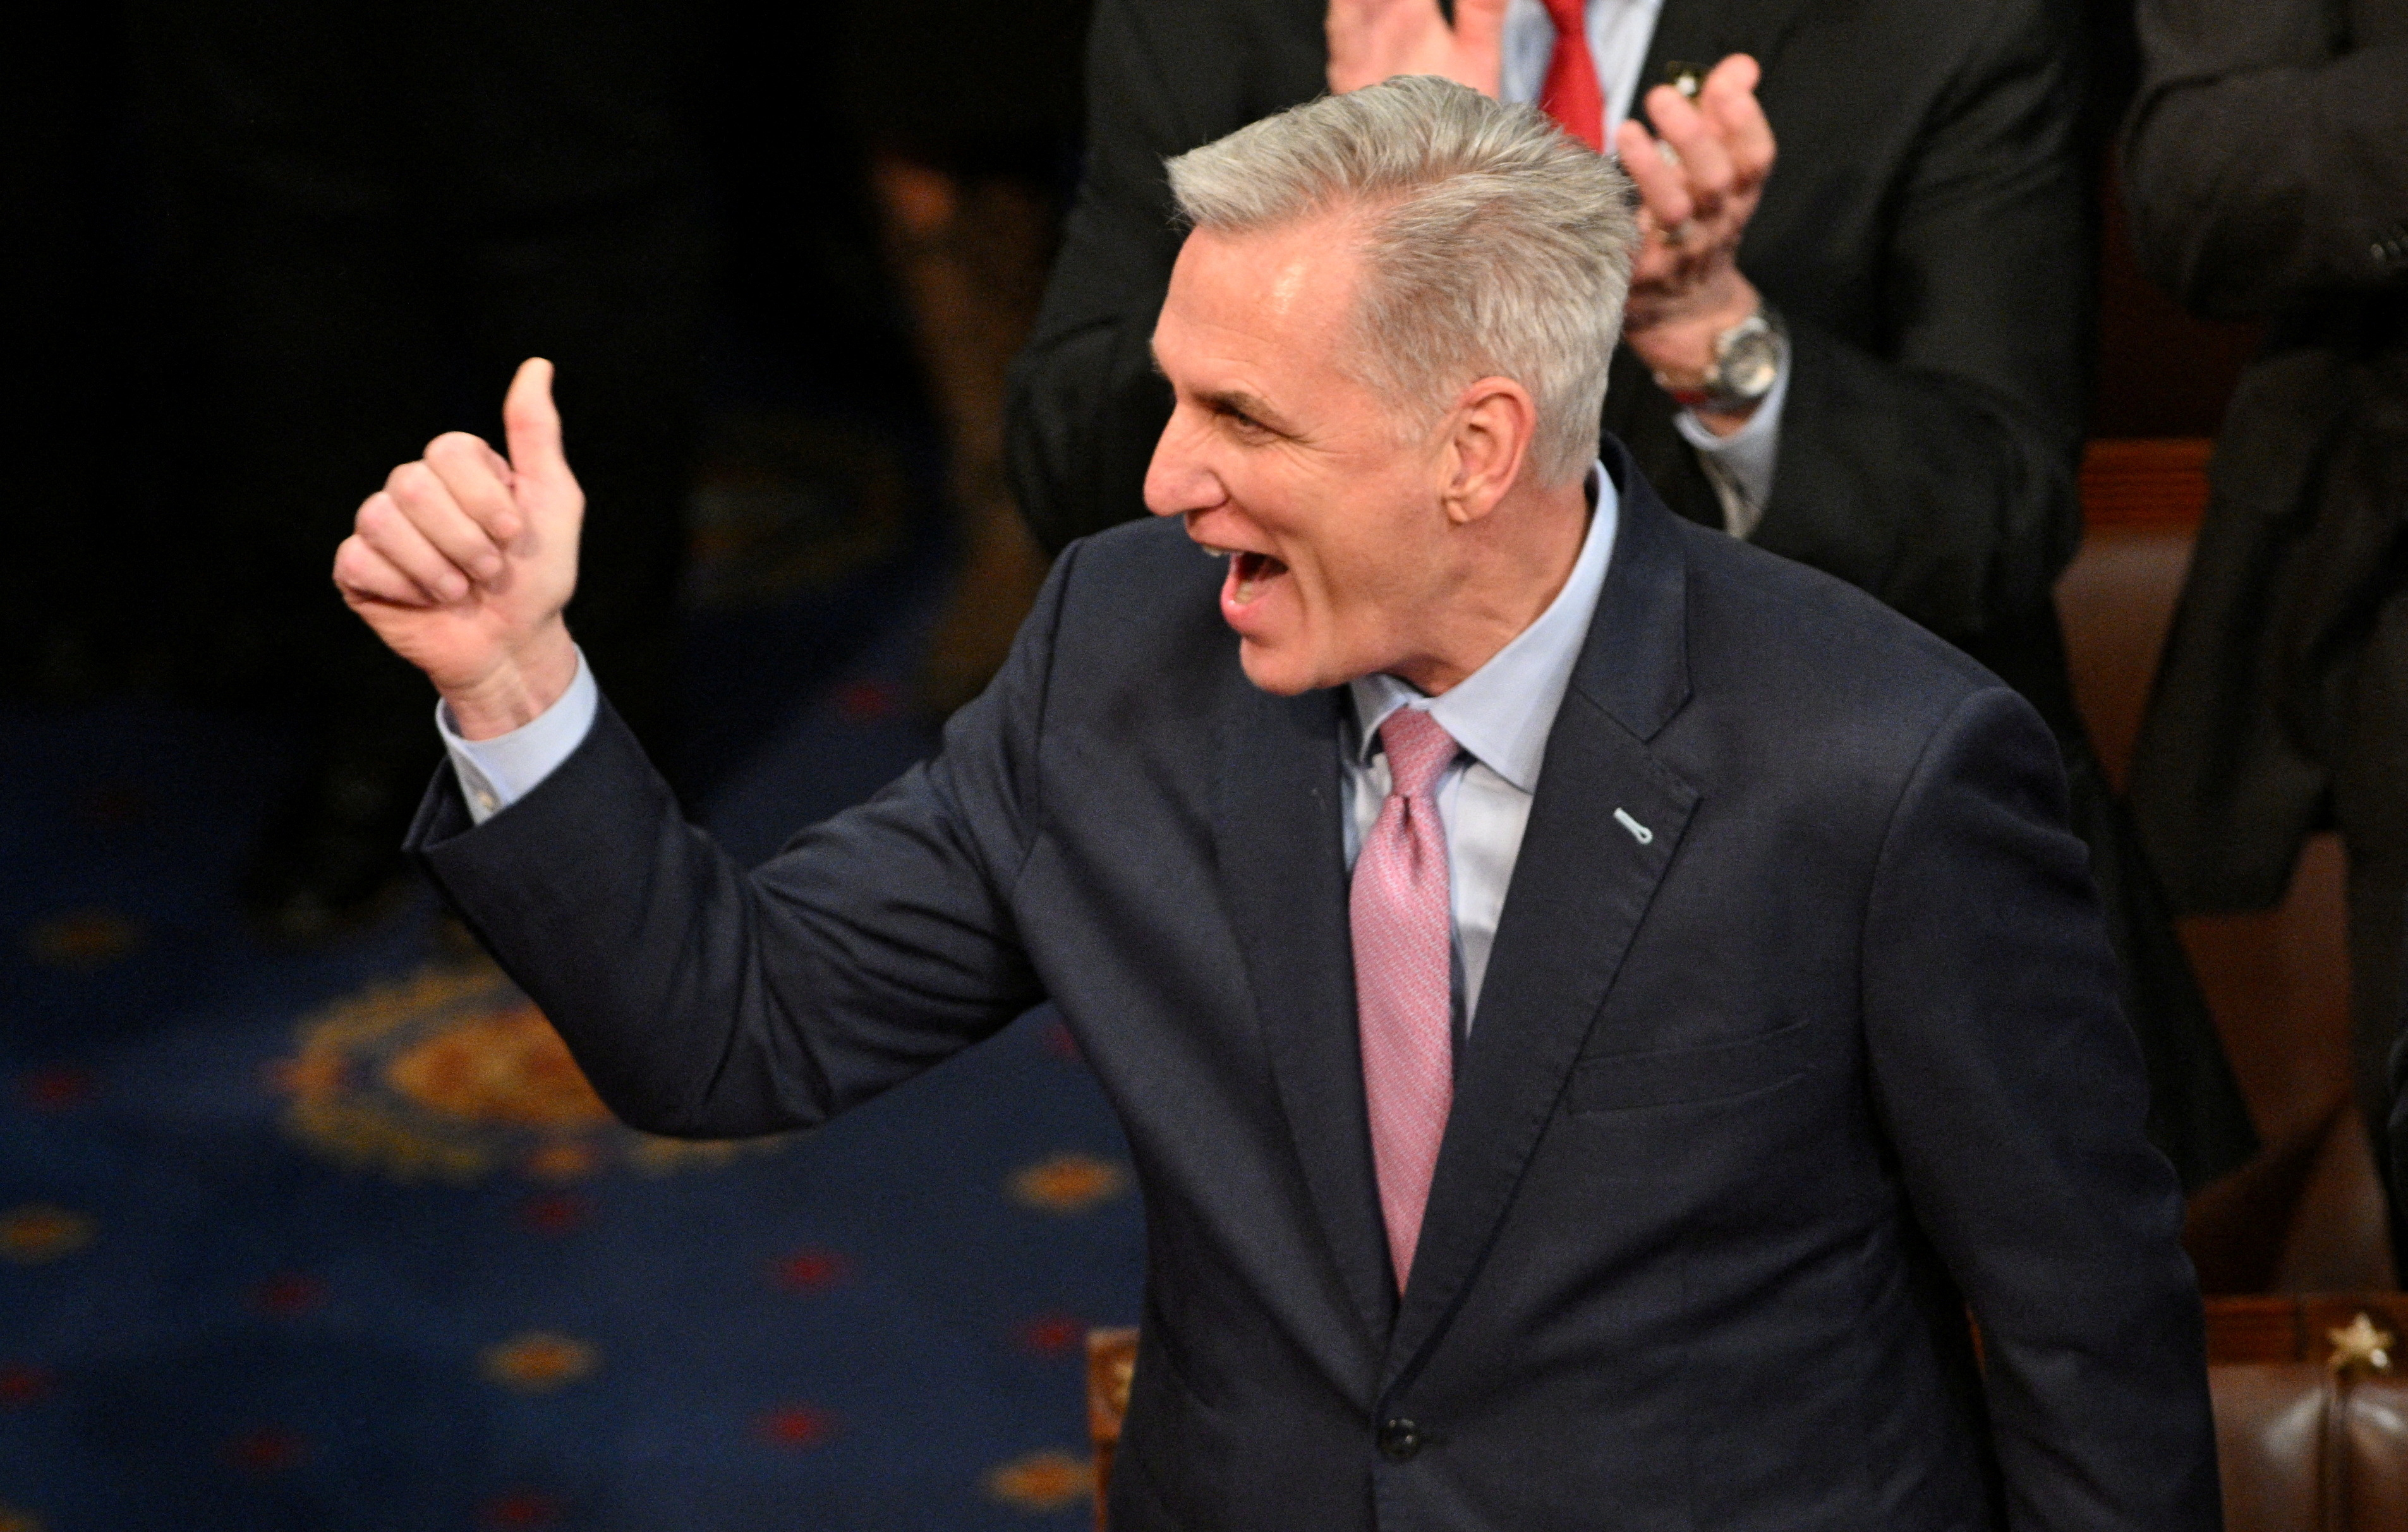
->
[757, 1404, 835, 1448]
[1012, 1313, 1085, 1356]
[0, 1366, 54, 1408]
[770, 1248, 850, 1293]
[225, 1426, 307, 1474]
[480, 1492, 564, 1529]
[18, 1068, 93, 1112]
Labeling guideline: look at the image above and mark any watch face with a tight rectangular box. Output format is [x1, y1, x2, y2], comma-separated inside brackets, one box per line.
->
[1718, 327, 1781, 401]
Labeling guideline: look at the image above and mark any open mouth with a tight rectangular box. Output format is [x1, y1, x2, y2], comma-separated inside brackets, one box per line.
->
[1224, 549, 1290, 608]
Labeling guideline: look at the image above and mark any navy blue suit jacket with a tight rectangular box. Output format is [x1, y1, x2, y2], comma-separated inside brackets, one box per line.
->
[411, 447, 2218, 1531]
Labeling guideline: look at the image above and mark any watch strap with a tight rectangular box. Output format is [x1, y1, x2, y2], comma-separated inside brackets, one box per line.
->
[1660, 305, 1784, 413]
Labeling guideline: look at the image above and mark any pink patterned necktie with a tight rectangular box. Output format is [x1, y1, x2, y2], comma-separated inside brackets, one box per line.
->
[1352, 706, 1461, 1291]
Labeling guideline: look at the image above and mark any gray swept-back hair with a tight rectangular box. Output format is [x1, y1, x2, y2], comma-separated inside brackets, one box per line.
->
[1166, 75, 1637, 486]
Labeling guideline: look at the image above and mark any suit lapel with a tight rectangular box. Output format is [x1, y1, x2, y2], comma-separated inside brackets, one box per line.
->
[1216, 681, 1399, 1345]
[1384, 452, 1702, 1389]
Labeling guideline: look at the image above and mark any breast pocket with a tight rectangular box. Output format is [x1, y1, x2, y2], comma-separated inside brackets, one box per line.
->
[1563, 1020, 1818, 1114]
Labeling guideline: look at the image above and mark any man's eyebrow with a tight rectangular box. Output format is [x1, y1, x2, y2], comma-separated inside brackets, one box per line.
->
[1149, 341, 1296, 434]
[1197, 388, 1287, 428]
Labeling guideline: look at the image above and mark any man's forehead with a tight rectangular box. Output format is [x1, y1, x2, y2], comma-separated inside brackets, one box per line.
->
[1155, 217, 1362, 376]
[1172, 220, 1359, 330]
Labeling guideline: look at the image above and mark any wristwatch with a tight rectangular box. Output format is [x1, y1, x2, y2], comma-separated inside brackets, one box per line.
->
[1659, 305, 1786, 414]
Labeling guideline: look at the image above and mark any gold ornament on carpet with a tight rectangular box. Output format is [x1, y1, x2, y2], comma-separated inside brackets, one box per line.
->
[480, 1331, 599, 1392]
[21, 908, 141, 972]
[273, 962, 784, 1184]
[0, 1205, 94, 1265]
[983, 1449, 1094, 1512]
[1008, 1153, 1129, 1215]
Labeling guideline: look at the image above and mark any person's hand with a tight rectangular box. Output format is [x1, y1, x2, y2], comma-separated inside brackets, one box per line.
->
[332, 358, 584, 739]
[1611, 55, 1776, 433]
[1324, 0, 1508, 97]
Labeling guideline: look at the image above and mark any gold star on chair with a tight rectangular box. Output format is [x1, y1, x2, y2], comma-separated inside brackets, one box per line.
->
[2325, 1312, 2397, 1377]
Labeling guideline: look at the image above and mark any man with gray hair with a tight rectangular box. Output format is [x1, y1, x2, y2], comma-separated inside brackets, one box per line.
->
[337, 78, 2217, 1530]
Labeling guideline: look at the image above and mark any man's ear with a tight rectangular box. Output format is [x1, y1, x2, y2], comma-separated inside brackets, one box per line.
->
[1440, 377, 1537, 526]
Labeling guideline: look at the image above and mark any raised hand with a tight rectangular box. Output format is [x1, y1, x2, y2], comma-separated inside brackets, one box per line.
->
[1611, 55, 1777, 427]
[332, 358, 585, 738]
[1324, 0, 1509, 97]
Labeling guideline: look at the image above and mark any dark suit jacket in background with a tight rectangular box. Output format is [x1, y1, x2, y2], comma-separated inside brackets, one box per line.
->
[1003, 0, 2258, 1188]
[2119, 0, 2408, 1207]
[2123, 0, 2408, 913]
[412, 447, 2218, 1531]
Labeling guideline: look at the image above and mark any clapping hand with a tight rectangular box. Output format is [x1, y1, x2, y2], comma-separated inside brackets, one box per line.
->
[1611, 54, 1777, 426]
[1324, 0, 1510, 97]
[331, 358, 586, 739]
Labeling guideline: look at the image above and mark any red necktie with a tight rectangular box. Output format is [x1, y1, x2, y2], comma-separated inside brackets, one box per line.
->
[1538, 0, 1605, 150]
[1352, 707, 1460, 1291]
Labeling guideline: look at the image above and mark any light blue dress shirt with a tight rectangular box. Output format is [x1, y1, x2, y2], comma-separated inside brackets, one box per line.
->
[441, 649, 599, 825]
[1342, 460, 1618, 1030]
[1499, 0, 1786, 531]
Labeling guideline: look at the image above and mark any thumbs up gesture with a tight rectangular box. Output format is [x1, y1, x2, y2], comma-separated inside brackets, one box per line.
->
[332, 358, 586, 739]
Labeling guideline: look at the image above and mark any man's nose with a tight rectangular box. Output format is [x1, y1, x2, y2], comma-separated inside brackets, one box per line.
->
[1143, 411, 1221, 518]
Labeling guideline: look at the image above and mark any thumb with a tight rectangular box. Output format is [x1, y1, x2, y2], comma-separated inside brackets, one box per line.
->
[502, 357, 573, 490]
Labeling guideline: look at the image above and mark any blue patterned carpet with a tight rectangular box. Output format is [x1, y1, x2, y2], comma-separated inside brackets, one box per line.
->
[0, 509, 1144, 1527]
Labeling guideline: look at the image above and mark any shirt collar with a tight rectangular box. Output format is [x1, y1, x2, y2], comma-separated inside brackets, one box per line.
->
[1348, 459, 1619, 793]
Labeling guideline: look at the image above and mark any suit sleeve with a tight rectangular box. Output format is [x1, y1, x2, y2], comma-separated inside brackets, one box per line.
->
[1860, 685, 2221, 1532]
[2123, 0, 2408, 318]
[406, 549, 1077, 1140]
[1748, 0, 2089, 651]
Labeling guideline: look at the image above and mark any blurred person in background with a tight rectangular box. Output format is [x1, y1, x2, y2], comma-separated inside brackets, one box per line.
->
[2120, 0, 2408, 1251]
[835, 0, 1092, 715]
[131, 0, 711, 939]
[1008, 0, 2258, 1189]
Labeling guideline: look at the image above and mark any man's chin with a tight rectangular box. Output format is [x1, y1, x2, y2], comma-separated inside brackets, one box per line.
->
[1236, 636, 1339, 696]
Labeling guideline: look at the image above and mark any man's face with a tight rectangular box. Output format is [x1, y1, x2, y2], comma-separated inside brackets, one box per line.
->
[1146, 217, 1457, 695]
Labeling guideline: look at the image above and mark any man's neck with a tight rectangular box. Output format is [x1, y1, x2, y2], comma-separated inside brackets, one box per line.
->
[1394, 478, 1594, 696]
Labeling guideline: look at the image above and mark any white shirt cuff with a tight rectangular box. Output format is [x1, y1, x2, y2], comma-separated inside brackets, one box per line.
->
[1674, 353, 1790, 540]
[437, 648, 600, 824]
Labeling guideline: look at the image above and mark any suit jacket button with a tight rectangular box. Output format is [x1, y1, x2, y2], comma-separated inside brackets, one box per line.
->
[1377, 1418, 1422, 1462]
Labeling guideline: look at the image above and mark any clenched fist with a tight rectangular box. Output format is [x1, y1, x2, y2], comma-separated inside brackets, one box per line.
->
[332, 358, 584, 739]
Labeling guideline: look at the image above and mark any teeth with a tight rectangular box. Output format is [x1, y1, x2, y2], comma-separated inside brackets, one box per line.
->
[1200, 543, 1235, 558]
[1233, 550, 1266, 604]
